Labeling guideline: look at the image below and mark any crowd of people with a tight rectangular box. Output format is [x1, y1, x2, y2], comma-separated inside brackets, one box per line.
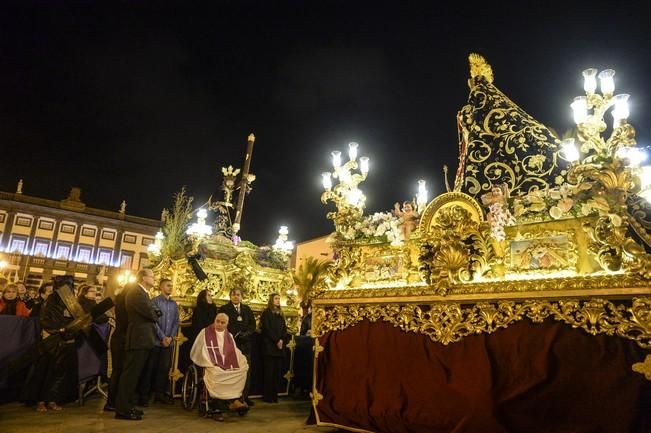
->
[0, 270, 310, 424]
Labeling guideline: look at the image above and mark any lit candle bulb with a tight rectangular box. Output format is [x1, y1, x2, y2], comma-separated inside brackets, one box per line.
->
[322, 172, 332, 190]
[598, 69, 615, 96]
[348, 142, 359, 161]
[331, 151, 341, 169]
[561, 138, 580, 162]
[639, 165, 651, 191]
[611, 93, 630, 127]
[417, 179, 428, 206]
[582, 68, 598, 94]
[359, 156, 369, 175]
[571, 97, 588, 124]
[346, 188, 362, 206]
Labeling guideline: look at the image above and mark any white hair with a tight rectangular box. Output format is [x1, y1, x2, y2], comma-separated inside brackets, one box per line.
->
[216, 312, 229, 322]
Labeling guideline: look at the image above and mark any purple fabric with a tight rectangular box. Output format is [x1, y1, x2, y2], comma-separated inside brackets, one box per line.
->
[0, 316, 38, 372]
[204, 325, 239, 369]
[77, 323, 110, 383]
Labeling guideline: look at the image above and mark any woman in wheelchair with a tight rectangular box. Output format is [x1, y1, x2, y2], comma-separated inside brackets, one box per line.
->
[189, 312, 249, 421]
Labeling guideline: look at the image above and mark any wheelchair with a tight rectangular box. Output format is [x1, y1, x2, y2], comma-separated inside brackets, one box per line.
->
[181, 364, 249, 420]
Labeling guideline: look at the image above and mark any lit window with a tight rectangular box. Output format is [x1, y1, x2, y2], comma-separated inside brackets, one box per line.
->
[77, 247, 92, 263]
[9, 238, 26, 253]
[97, 250, 113, 266]
[55, 244, 71, 260]
[120, 253, 133, 269]
[33, 241, 50, 257]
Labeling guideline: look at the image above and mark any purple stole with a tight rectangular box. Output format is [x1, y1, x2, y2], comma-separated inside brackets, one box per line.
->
[204, 325, 239, 369]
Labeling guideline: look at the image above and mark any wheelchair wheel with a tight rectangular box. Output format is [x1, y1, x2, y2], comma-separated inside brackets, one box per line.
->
[182, 365, 199, 410]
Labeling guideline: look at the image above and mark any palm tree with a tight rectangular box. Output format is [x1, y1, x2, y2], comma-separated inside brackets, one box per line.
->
[293, 257, 332, 304]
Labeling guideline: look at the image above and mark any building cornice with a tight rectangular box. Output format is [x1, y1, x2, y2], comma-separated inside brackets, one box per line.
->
[0, 192, 161, 234]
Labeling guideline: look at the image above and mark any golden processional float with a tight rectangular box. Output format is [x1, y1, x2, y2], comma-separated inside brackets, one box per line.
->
[147, 134, 300, 397]
[310, 55, 651, 433]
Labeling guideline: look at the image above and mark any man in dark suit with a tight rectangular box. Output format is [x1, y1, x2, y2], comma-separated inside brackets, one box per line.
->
[104, 285, 130, 412]
[115, 269, 159, 420]
[218, 288, 256, 406]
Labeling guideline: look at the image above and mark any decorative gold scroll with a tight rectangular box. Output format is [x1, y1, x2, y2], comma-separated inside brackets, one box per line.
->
[312, 297, 651, 349]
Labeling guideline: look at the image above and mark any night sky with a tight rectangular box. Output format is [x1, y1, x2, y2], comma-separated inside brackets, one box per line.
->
[1, 1, 650, 245]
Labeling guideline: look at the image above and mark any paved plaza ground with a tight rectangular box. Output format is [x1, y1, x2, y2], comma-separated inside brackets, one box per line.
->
[0, 397, 339, 433]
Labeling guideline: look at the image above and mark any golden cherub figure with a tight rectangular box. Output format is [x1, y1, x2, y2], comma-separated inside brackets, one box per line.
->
[393, 200, 419, 241]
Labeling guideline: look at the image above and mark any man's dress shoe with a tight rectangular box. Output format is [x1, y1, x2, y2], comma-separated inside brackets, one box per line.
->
[115, 410, 142, 420]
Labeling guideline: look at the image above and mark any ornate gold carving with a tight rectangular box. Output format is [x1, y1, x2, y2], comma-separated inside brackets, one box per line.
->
[312, 338, 324, 358]
[323, 244, 363, 292]
[311, 389, 324, 407]
[566, 157, 651, 278]
[468, 53, 493, 84]
[632, 355, 651, 380]
[312, 274, 651, 300]
[418, 192, 484, 234]
[418, 194, 496, 293]
[313, 298, 651, 348]
[155, 250, 297, 328]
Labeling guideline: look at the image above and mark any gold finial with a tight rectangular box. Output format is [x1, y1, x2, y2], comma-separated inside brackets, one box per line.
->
[248, 133, 255, 143]
[468, 53, 494, 84]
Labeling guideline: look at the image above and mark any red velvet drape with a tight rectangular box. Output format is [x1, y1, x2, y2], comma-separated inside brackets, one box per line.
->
[315, 319, 651, 433]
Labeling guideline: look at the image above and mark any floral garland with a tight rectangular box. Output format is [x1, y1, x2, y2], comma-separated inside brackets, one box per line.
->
[512, 181, 607, 223]
[487, 202, 515, 241]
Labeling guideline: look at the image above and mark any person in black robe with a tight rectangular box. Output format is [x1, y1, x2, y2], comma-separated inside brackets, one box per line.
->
[36, 283, 77, 412]
[260, 293, 287, 403]
[77, 285, 109, 324]
[299, 301, 312, 337]
[29, 282, 53, 319]
[19, 282, 52, 407]
[191, 289, 217, 342]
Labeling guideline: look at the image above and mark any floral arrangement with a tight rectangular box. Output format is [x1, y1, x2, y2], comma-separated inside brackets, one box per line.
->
[337, 211, 403, 245]
[511, 181, 607, 223]
[256, 246, 289, 270]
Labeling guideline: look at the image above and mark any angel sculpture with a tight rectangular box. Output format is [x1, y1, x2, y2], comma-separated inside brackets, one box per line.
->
[393, 200, 419, 241]
[480, 184, 515, 242]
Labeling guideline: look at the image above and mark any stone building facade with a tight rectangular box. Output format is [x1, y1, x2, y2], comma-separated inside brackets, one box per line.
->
[0, 186, 161, 291]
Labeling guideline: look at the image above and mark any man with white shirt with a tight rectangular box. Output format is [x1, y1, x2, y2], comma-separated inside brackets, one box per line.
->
[190, 312, 248, 417]
[115, 269, 159, 420]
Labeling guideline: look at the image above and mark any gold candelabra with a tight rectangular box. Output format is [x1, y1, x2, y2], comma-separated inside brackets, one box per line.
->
[320, 142, 369, 231]
[562, 68, 651, 275]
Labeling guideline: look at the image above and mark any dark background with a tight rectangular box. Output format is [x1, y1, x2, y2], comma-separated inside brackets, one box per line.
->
[1, 1, 650, 245]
